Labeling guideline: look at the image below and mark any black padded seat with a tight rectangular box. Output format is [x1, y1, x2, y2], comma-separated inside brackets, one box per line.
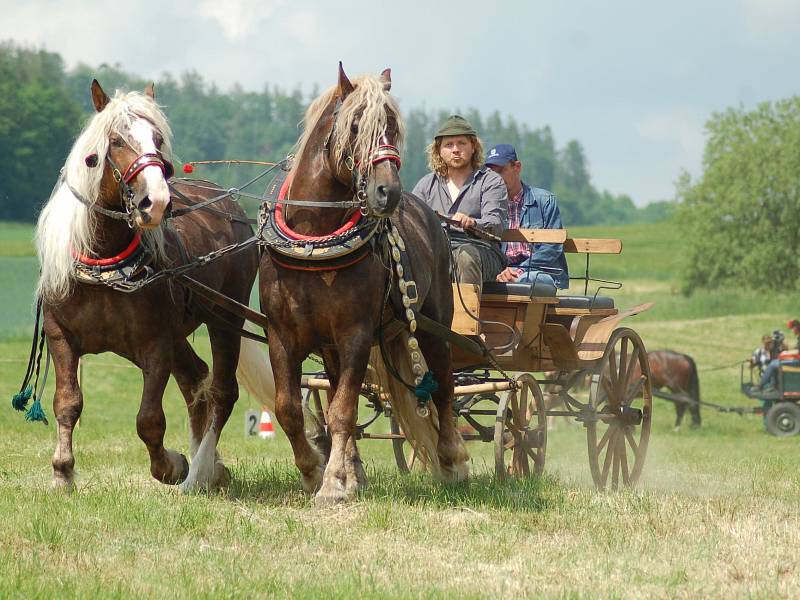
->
[482, 280, 557, 298]
[556, 295, 615, 310]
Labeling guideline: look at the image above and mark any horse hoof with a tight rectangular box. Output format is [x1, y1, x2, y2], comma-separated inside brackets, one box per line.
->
[164, 451, 190, 485]
[51, 474, 76, 493]
[437, 461, 469, 484]
[314, 488, 349, 507]
[212, 462, 231, 489]
[301, 466, 324, 494]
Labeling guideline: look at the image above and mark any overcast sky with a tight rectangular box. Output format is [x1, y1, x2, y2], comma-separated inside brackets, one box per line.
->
[3, 0, 798, 205]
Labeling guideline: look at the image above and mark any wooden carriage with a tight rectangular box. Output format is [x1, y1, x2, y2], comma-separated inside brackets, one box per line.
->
[302, 229, 653, 490]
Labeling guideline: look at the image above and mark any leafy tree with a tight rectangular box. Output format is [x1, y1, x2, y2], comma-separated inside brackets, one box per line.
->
[678, 98, 800, 292]
[0, 41, 668, 225]
[0, 42, 82, 221]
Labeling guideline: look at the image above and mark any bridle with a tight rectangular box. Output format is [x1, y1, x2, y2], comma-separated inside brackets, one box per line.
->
[71, 127, 174, 227]
[323, 96, 402, 216]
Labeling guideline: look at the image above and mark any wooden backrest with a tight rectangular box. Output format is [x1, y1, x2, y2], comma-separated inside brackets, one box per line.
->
[563, 238, 622, 254]
[501, 228, 567, 244]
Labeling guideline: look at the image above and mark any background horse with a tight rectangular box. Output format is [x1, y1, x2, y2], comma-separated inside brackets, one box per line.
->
[630, 350, 701, 429]
[248, 64, 468, 505]
[35, 80, 259, 491]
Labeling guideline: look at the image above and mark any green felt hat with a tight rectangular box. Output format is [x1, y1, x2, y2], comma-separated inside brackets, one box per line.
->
[435, 114, 477, 139]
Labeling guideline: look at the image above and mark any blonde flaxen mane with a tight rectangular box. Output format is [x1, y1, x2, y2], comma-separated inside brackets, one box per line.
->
[36, 90, 173, 302]
[292, 74, 405, 178]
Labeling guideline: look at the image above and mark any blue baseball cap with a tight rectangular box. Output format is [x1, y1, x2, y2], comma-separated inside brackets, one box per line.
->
[485, 144, 518, 167]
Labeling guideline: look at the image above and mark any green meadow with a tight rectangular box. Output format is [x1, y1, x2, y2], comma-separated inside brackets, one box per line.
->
[0, 220, 798, 599]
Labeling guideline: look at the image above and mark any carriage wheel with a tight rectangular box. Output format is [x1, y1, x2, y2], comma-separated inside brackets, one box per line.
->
[391, 416, 437, 473]
[494, 374, 547, 479]
[765, 402, 800, 437]
[586, 328, 652, 490]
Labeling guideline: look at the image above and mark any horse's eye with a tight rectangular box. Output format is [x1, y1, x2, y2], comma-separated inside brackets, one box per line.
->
[351, 122, 359, 133]
[154, 134, 164, 149]
[110, 137, 124, 148]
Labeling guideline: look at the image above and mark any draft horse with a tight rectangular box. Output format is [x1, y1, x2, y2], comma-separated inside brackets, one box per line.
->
[34, 80, 258, 491]
[630, 350, 701, 429]
[257, 65, 468, 505]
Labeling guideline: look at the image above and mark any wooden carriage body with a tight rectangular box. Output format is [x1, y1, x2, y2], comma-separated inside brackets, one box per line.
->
[302, 228, 654, 490]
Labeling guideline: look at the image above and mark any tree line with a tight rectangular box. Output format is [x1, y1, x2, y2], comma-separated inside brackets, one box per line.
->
[677, 97, 800, 292]
[0, 41, 673, 224]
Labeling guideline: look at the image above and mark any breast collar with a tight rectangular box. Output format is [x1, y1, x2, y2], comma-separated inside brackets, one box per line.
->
[258, 171, 383, 271]
[72, 232, 154, 289]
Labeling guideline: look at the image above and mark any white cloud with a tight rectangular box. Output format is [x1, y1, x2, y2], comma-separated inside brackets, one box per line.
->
[196, 0, 288, 40]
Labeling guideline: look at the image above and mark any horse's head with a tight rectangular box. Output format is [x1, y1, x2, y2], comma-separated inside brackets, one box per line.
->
[319, 64, 405, 217]
[87, 80, 174, 229]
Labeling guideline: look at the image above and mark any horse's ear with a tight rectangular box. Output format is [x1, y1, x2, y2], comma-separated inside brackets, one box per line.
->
[144, 82, 155, 100]
[337, 61, 354, 98]
[380, 68, 392, 92]
[91, 79, 110, 113]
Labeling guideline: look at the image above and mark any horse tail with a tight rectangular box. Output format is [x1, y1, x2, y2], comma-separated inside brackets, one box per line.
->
[684, 354, 700, 402]
[368, 332, 442, 474]
[236, 335, 276, 413]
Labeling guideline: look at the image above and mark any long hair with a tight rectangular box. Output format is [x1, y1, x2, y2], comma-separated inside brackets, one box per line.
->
[36, 90, 172, 302]
[426, 135, 485, 177]
[293, 74, 405, 178]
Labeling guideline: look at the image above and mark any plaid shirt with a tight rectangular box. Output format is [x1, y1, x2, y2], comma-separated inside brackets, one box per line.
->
[505, 188, 529, 264]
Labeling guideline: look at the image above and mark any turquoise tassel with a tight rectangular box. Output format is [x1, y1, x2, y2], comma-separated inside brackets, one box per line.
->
[414, 371, 438, 404]
[24, 397, 48, 425]
[12, 385, 33, 412]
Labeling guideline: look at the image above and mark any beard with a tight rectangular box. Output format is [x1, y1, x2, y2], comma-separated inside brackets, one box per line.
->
[444, 155, 469, 170]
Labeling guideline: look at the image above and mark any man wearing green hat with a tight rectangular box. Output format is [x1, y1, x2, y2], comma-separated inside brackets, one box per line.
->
[411, 115, 508, 294]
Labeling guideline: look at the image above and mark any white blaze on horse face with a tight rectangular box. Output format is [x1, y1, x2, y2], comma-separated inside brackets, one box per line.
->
[129, 118, 170, 228]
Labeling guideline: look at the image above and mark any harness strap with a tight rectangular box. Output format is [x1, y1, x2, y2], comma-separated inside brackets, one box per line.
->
[67, 180, 133, 223]
[168, 183, 255, 224]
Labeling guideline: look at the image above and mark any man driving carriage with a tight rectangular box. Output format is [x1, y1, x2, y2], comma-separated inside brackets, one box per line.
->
[751, 320, 800, 394]
[484, 143, 569, 289]
[411, 115, 508, 295]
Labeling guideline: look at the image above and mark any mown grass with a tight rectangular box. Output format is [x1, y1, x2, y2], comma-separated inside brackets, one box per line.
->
[1, 220, 799, 598]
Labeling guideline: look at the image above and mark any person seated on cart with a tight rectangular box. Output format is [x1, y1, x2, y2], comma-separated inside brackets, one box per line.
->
[755, 323, 800, 394]
[750, 334, 776, 374]
[412, 115, 508, 295]
[484, 144, 569, 289]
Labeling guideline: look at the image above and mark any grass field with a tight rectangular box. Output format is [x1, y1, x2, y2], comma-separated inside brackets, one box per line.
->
[1, 221, 798, 599]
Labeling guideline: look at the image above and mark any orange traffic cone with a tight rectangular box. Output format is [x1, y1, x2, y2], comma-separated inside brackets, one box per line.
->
[259, 409, 276, 439]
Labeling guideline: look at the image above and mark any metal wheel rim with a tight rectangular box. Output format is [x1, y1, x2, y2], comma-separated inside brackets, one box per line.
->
[494, 374, 547, 479]
[586, 328, 652, 490]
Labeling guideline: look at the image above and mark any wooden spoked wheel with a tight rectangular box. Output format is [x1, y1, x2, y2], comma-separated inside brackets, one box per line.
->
[494, 374, 547, 479]
[390, 416, 419, 473]
[586, 328, 652, 490]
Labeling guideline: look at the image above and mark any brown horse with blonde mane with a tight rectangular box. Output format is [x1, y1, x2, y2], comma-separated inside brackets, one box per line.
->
[255, 65, 468, 505]
[33, 80, 257, 491]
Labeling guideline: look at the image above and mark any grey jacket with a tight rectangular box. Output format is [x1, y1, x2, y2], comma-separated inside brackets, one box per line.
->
[411, 167, 508, 239]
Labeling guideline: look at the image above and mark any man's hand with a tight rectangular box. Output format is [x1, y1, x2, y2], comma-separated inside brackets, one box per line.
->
[451, 212, 476, 230]
[496, 267, 521, 282]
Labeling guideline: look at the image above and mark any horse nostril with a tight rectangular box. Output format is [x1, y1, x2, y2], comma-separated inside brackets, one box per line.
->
[377, 185, 389, 199]
[139, 196, 152, 211]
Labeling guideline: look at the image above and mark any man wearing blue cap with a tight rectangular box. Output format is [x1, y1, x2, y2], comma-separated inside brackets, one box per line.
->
[412, 115, 508, 294]
[485, 144, 569, 289]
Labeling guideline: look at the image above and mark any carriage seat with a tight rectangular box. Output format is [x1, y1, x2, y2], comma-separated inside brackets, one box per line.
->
[556, 295, 615, 310]
[482, 280, 557, 299]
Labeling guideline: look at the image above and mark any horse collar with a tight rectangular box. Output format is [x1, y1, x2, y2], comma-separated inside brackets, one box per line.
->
[72, 232, 153, 288]
[72, 231, 142, 267]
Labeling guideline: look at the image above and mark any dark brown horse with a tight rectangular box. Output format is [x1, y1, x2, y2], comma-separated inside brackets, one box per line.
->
[630, 350, 701, 429]
[256, 65, 467, 505]
[34, 80, 257, 491]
